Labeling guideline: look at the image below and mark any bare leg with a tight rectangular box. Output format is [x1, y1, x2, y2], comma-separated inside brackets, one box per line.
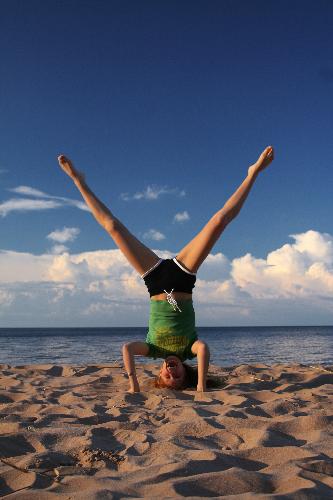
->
[176, 147, 274, 273]
[57, 155, 160, 275]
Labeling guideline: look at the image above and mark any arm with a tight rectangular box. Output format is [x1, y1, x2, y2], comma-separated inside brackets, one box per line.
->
[191, 340, 210, 392]
[122, 341, 149, 393]
[217, 146, 274, 227]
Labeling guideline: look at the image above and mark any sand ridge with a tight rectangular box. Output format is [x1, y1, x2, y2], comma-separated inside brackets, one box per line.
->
[0, 362, 332, 498]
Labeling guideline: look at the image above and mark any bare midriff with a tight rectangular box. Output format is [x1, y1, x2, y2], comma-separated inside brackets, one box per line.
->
[151, 291, 192, 301]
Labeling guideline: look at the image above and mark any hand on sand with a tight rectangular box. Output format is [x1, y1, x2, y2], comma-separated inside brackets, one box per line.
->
[248, 146, 274, 177]
[57, 154, 84, 182]
[127, 387, 140, 394]
[128, 379, 140, 393]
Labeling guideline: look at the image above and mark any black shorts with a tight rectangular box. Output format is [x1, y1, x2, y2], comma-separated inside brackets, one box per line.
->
[141, 258, 196, 297]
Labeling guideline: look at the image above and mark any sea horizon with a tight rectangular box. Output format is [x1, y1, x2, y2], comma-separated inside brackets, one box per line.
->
[1, 324, 332, 329]
[1, 326, 332, 367]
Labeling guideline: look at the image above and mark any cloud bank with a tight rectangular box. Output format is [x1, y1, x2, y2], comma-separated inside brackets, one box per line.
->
[0, 230, 332, 326]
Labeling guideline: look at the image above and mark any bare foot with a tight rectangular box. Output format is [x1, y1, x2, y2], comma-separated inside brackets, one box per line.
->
[57, 155, 84, 182]
[248, 146, 274, 177]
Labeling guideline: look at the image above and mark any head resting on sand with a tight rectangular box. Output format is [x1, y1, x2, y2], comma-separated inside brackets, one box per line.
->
[155, 355, 188, 390]
[154, 357, 222, 391]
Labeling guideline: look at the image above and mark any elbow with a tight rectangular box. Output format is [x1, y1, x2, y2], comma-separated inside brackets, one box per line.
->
[122, 342, 132, 356]
[197, 341, 210, 359]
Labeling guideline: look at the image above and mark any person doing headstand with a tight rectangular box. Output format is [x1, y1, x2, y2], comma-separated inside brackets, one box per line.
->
[58, 146, 274, 393]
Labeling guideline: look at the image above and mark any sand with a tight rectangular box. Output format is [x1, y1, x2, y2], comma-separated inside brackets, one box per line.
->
[0, 362, 332, 499]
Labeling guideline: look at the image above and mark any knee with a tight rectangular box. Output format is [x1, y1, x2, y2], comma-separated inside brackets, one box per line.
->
[212, 213, 229, 231]
[103, 217, 120, 234]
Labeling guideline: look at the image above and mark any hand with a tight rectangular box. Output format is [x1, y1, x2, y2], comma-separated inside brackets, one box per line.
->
[248, 146, 274, 177]
[128, 380, 140, 393]
[57, 154, 85, 182]
[127, 387, 140, 393]
[128, 375, 140, 393]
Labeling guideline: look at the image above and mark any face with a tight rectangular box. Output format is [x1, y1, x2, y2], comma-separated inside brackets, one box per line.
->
[158, 356, 186, 389]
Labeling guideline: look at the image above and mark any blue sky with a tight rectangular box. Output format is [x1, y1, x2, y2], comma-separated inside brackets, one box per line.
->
[0, 0, 333, 326]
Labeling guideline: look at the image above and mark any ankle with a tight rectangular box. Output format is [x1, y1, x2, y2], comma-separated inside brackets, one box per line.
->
[247, 164, 259, 179]
[73, 172, 85, 186]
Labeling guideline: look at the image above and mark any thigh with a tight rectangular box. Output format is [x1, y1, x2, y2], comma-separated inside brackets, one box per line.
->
[176, 216, 226, 273]
[111, 220, 161, 276]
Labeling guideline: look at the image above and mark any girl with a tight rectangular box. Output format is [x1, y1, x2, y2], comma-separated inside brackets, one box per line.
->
[58, 146, 274, 392]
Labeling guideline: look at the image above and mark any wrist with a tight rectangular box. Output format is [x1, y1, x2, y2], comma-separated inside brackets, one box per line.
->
[128, 373, 138, 382]
[73, 173, 86, 187]
[74, 177, 83, 187]
[130, 378, 139, 389]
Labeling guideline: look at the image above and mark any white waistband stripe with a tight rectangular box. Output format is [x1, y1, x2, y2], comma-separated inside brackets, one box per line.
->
[141, 258, 164, 279]
[173, 258, 196, 275]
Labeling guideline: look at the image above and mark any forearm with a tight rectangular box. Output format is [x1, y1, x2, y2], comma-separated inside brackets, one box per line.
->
[197, 344, 210, 392]
[217, 170, 258, 226]
[122, 344, 140, 392]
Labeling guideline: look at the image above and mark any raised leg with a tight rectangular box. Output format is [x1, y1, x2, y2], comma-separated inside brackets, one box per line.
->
[176, 146, 274, 273]
[57, 155, 160, 275]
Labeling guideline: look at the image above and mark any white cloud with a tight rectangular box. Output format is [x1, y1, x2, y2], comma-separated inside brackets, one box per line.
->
[143, 229, 166, 241]
[0, 230, 332, 326]
[230, 230, 333, 301]
[47, 253, 89, 282]
[47, 227, 80, 244]
[174, 210, 190, 223]
[0, 250, 50, 282]
[121, 185, 186, 201]
[10, 186, 50, 198]
[66, 199, 89, 211]
[50, 245, 69, 255]
[0, 185, 90, 217]
[291, 230, 333, 264]
[0, 198, 62, 217]
[198, 252, 231, 282]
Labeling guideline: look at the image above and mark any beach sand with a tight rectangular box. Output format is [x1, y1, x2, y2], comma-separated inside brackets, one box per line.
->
[0, 363, 332, 499]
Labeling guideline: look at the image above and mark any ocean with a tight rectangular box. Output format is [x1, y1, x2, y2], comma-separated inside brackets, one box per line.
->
[0, 326, 332, 366]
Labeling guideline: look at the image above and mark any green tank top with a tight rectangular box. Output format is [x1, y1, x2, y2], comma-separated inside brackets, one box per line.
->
[145, 299, 198, 361]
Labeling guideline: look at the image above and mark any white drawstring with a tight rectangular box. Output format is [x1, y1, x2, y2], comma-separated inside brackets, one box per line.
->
[164, 289, 182, 312]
